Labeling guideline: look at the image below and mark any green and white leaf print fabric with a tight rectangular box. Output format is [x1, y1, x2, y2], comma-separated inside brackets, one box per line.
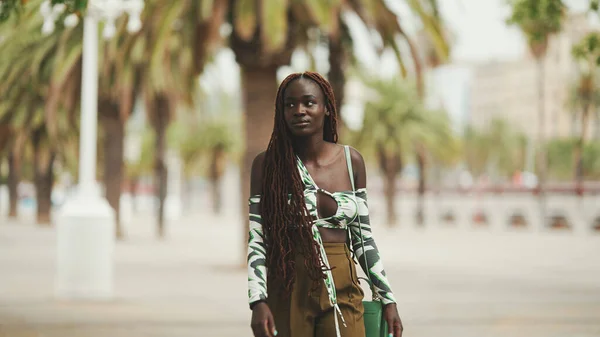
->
[348, 189, 397, 304]
[247, 196, 267, 304]
[246, 146, 396, 311]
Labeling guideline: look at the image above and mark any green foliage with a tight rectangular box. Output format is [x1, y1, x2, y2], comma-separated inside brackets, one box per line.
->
[506, 0, 566, 57]
[351, 74, 459, 170]
[572, 32, 600, 67]
[168, 89, 241, 178]
[0, 0, 82, 157]
[546, 138, 600, 180]
[126, 127, 155, 178]
[583, 141, 600, 179]
[463, 120, 528, 178]
[0, 0, 86, 23]
[50, 0, 87, 12]
[0, 0, 22, 22]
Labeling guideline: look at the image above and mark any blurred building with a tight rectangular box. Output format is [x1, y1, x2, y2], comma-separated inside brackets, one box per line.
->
[469, 13, 597, 140]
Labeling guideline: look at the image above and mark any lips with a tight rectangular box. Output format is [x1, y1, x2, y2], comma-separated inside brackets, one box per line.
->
[292, 120, 310, 126]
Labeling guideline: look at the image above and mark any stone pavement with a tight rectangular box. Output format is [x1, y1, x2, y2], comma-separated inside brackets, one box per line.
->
[1, 211, 600, 337]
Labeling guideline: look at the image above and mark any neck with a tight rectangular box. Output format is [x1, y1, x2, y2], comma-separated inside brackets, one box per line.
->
[294, 133, 326, 162]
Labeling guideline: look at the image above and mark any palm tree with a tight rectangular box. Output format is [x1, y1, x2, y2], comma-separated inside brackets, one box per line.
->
[463, 126, 491, 178]
[570, 32, 600, 194]
[125, 126, 154, 214]
[464, 120, 529, 182]
[136, 0, 225, 238]
[0, 0, 82, 224]
[411, 1, 453, 225]
[591, 0, 599, 15]
[507, 0, 566, 222]
[354, 75, 455, 226]
[228, 0, 450, 258]
[171, 116, 237, 214]
[1, 0, 226, 234]
[169, 86, 240, 214]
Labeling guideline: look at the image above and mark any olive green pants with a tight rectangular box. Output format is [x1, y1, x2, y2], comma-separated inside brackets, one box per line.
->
[267, 243, 365, 337]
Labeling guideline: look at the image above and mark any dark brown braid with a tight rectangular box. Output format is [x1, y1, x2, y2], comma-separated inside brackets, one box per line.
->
[260, 72, 339, 296]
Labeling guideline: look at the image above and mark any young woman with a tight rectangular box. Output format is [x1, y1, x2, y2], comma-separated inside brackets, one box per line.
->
[247, 72, 403, 337]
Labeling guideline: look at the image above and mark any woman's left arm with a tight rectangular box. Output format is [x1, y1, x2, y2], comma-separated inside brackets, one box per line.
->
[348, 147, 403, 337]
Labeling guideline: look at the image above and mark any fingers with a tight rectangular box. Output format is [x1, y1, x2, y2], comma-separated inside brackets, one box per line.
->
[252, 319, 274, 337]
[387, 317, 403, 337]
[394, 319, 403, 337]
[268, 315, 278, 336]
[263, 318, 277, 337]
[386, 317, 395, 337]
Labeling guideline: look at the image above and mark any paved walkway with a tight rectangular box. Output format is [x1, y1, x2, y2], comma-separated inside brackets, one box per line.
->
[1, 211, 600, 337]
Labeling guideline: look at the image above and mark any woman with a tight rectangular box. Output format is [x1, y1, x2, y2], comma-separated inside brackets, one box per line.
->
[247, 72, 403, 337]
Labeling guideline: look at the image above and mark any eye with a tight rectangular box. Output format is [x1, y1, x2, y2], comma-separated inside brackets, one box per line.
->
[306, 101, 315, 107]
[285, 102, 295, 108]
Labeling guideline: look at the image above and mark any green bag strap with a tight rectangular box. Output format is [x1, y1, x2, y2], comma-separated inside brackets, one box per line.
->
[344, 145, 378, 300]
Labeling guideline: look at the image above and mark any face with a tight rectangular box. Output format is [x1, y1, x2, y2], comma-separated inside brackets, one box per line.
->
[282, 77, 328, 138]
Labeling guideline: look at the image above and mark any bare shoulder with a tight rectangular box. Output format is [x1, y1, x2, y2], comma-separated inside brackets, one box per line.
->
[343, 145, 367, 188]
[346, 146, 366, 170]
[250, 151, 267, 196]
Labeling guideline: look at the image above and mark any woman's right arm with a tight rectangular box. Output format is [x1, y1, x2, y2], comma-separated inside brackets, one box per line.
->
[248, 151, 268, 307]
[248, 152, 277, 337]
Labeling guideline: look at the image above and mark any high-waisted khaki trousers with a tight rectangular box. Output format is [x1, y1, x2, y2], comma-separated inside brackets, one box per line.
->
[267, 242, 365, 337]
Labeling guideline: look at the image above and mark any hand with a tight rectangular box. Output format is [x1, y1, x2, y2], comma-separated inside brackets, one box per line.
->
[383, 303, 403, 337]
[251, 302, 277, 337]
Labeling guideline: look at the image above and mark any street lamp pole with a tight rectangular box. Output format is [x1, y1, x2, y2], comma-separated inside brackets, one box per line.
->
[41, 0, 144, 300]
[79, 15, 100, 196]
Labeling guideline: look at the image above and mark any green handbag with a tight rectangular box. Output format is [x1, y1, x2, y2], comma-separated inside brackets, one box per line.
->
[362, 296, 388, 337]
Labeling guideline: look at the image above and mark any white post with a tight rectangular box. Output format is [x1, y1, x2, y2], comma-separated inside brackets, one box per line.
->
[55, 16, 115, 300]
[78, 17, 100, 195]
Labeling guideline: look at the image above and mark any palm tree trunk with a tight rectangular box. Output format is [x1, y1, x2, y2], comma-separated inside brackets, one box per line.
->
[210, 145, 225, 214]
[574, 105, 590, 196]
[383, 169, 397, 226]
[184, 175, 193, 212]
[7, 150, 21, 219]
[130, 175, 139, 214]
[209, 177, 222, 214]
[378, 145, 400, 226]
[153, 95, 170, 239]
[100, 100, 125, 239]
[535, 56, 547, 225]
[416, 145, 426, 226]
[328, 28, 346, 132]
[32, 130, 56, 226]
[240, 65, 277, 264]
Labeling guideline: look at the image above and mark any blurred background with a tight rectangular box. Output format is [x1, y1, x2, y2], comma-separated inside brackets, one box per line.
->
[1, 0, 600, 336]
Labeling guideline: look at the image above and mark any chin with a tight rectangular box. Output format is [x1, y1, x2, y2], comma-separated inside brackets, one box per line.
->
[289, 126, 318, 138]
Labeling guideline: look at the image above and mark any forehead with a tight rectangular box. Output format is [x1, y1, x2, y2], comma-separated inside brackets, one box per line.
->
[283, 77, 324, 100]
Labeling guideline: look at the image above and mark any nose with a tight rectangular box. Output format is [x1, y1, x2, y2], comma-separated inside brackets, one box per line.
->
[293, 104, 306, 116]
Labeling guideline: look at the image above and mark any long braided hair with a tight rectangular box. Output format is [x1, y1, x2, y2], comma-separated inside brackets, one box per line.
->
[260, 72, 339, 296]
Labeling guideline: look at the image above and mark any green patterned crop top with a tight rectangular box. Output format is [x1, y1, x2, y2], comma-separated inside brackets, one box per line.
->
[247, 145, 396, 336]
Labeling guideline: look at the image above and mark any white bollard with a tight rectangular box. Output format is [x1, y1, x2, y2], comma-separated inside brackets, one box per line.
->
[0, 185, 8, 217]
[55, 185, 115, 299]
